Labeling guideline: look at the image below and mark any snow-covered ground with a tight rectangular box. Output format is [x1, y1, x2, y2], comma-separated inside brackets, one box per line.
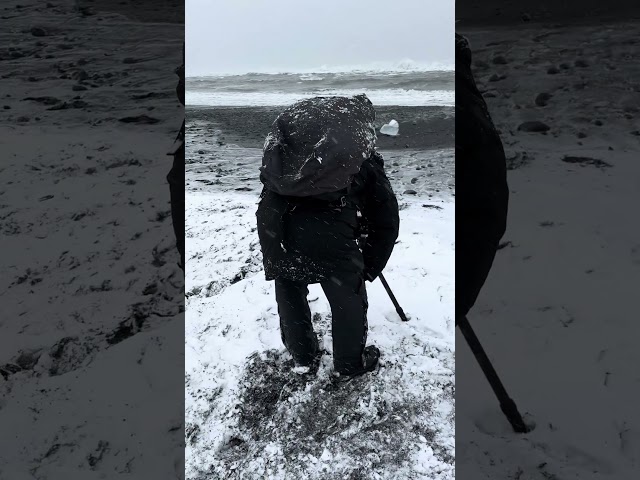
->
[457, 21, 640, 480]
[0, 1, 184, 478]
[185, 129, 455, 478]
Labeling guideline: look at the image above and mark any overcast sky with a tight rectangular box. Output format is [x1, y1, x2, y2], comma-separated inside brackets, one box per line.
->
[186, 0, 454, 76]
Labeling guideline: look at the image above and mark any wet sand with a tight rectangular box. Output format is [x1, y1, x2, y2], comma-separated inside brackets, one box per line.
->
[186, 104, 455, 202]
[187, 105, 454, 151]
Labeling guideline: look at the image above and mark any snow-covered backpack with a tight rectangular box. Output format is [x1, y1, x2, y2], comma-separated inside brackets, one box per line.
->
[259, 94, 377, 203]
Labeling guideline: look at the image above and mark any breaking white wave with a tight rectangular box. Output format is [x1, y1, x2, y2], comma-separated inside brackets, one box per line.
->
[187, 59, 454, 77]
[187, 89, 455, 107]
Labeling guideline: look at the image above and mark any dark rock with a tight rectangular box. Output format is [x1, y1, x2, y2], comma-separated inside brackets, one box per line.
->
[15, 349, 42, 370]
[118, 115, 160, 125]
[474, 60, 490, 70]
[23, 96, 60, 106]
[492, 55, 508, 65]
[562, 156, 612, 168]
[30, 27, 47, 37]
[535, 93, 552, 107]
[403, 189, 417, 195]
[489, 73, 506, 82]
[72, 85, 87, 91]
[518, 121, 550, 133]
[422, 204, 443, 210]
[78, 6, 96, 17]
[72, 69, 89, 81]
[547, 66, 560, 75]
[48, 100, 88, 110]
[560, 63, 571, 70]
[577, 132, 587, 138]
[410, 178, 418, 184]
[593, 119, 603, 126]
[575, 59, 589, 67]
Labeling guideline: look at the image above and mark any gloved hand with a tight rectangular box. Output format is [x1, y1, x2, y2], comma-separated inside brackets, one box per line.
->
[363, 269, 377, 282]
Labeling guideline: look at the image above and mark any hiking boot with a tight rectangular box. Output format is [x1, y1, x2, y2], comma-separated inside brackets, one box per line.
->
[280, 350, 326, 399]
[333, 345, 380, 381]
[292, 349, 325, 376]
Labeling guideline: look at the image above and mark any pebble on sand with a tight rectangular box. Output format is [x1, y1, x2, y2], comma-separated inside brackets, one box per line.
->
[518, 121, 550, 133]
[562, 156, 612, 169]
[30, 27, 47, 37]
[118, 115, 160, 125]
[535, 93, 552, 107]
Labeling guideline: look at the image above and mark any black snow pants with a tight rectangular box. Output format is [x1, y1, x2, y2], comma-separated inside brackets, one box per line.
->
[275, 272, 368, 373]
[167, 141, 185, 270]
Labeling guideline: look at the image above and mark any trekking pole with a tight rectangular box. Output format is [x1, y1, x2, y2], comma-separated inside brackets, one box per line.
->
[457, 315, 530, 433]
[378, 273, 409, 322]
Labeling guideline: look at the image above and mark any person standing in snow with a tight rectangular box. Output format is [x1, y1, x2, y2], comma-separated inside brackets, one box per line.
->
[167, 42, 185, 271]
[256, 95, 400, 378]
[455, 32, 509, 320]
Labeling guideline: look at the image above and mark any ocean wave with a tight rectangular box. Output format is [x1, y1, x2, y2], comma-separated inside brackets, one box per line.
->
[186, 89, 454, 107]
[187, 59, 454, 77]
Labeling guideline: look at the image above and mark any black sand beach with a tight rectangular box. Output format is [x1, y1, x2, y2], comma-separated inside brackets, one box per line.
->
[456, 0, 640, 27]
[78, 0, 182, 23]
[187, 105, 454, 150]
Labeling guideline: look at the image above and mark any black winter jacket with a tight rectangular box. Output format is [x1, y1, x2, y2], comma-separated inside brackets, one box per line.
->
[456, 33, 508, 238]
[456, 33, 509, 317]
[256, 151, 399, 284]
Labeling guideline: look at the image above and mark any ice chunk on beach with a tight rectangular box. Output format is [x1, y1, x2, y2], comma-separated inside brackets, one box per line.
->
[380, 119, 399, 136]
